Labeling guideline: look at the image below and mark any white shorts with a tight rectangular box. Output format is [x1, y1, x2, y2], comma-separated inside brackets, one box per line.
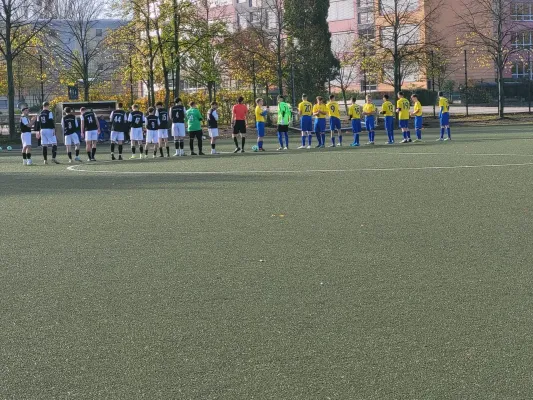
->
[64, 133, 80, 146]
[158, 129, 169, 139]
[146, 130, 159, 144]
[21, 132, 32, 147]
[85, 130, 98, 141]
[111, 131, 124, 143]
[40, 129, 57, 146]
[131, 127, 144, 141]
[172, 123, 186, 138]
[208, 128, 219, 138]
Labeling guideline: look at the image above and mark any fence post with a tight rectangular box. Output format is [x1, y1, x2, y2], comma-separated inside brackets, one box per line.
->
[464, 49, 469, 117]
[529, 50, 531, 114]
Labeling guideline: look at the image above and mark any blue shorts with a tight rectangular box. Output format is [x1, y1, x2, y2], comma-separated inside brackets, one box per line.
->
[384, 116, 394, 132]
[414, 116, 423, 129]
[440, 113, 449, 126]
[351, 119, 361, 133]
[300, 116, 312, 132]
[256, 122, 265, 137]
[329, 116, 341, 131]
[314, 118, 326, 133]
[365, 116, 375, 131]
[399, 119, 409, 129]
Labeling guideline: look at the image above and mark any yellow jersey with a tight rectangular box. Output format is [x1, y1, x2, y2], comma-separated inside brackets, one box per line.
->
[313, 103, 328, 119]
[439, 97, 449, 113]
[413, 101, 423, 116]
[396, 98, 410, 120]
[326, 101, 341, 118]
[255, 106, 265, 123]
[381, 101, 394, 117]
[363, 103, 376, 115]
[348, 104, 361, 120]
[298, 101, 313, 116]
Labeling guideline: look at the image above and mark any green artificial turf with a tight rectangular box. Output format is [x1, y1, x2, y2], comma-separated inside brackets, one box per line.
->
[2, 126, 533, 399]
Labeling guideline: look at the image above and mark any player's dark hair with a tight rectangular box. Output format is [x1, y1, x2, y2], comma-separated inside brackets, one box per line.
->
[211, 101, 217, 106]
[329, 94, 335, 100]
[398, 91, 404, 97]
[43, 101, 49, 107]
[189, 101, 196, 107]
[132, 104, 139, 110]
[175, 97, 182, 104]
[351, 97, 357, 102]
[148, 107, 155, 113]
[238, 96, 244, 103]
[383, 94, 389, 100]
[155, 101, 163, 107]
[278, 95, 285, 101]
[412, 94, 418, 99]
[256, 98, 263, 104]
[438, 91, 444, 96]
[80, 107, 86, 112]
[316, 96, 323, 102]
[117, 102, 123, 108]
[302, 94, 307, 98]
[64, 107, 72, 114]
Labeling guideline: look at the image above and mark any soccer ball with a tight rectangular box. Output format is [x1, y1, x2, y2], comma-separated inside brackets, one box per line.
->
[251, 145, 259, 152]
[7, 146, 12, 151]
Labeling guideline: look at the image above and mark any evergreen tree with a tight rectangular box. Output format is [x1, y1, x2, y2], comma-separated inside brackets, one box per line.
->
[285, 0, 339, 100]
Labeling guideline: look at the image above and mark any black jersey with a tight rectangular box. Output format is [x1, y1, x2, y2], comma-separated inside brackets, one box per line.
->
[20, 116, 32, 133]
[157, 108, 169, 129]
[63, 115, 77, 135]
[83, 111, 98, 131]
[146, 115, 159, 131]
[111, 110, 127, 132]
[39, 110, 55, 129]
[129, 111, 144, 128]
[207, 109, 218, 128]
[170, 105, 185, 123]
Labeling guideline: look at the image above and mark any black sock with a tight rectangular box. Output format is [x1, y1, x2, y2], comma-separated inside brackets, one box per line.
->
[179, 141, 184, 150]
[190, 138, 194, 152]
[22, 153, 27, 160]
[52, 145, 57, 159]
[154, 149, 157, 156]
[68, 152, 72, 160]
[140, 146, 143, 154]
[87, 151, 92, 159]
[75, 149, 79, 156]
[118, 145, 123, 155]
[242, 137, 246, 149]
[175, 141, 179, 149]
[27, 153, 31, 159]
[233, 137, 239, 148]
[111, 143, 115, 153]
[159, 147, 163, 156]
[166, 146, 169, 156]
[43, 146, 48, 160]
[211, 143, 215, 149]
[91, 147, 96, 158]
[132, 146, 136, 154]
[145, 149, 148, 155]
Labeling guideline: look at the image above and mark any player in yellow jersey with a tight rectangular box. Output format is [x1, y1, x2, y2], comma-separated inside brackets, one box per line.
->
[327, 94, 342, 147]
[438, 91, 451, 140]
[347, 97, 361, 147]
[396, 91, 412, 143]
[410, 94, 423, 141]
[255, 98, 268, 151]
[380, 94, 395, 144]
[362, 95, 377, 145]
[313, 96, 328, 148]
[298, 94, 313, 149]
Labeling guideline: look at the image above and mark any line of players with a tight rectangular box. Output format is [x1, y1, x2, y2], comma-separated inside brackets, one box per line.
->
[18, 92, 452, 165]
[294, 91, 452, 149]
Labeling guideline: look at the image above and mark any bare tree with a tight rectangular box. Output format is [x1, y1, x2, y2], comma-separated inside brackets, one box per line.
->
[49, 0, 121, 101]
[455, 0, 524, 118]
[0, 0, 51, 137]
[330, 35, 359, 113]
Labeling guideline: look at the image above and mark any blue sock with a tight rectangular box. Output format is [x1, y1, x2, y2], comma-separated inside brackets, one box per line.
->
[355, 134, 360, 144]
[407, 131, 411, 139]
[277, 132, 283, 147]
[258, 140, 263, 149]
[339, 135, 343, 144]
[447, 127, 451, 138]
[440, 128, 445, 139]
[316, 132, 321, 145]
[390, 131, 394, 142]
[331, 136, 336, 145]
[308, 134, 312, 146]
[368, 132, 372, 142]
[301, 136, 306, 146]
[321, 133, 326, 146]
[416, 129, 421, 140]
[284, 132, 289, 147]
[371, 131, 375, 142]
[403, 131, 407, 140]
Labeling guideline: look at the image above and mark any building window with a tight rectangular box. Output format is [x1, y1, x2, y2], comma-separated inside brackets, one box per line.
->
[512, 61, 531, 78]
[380, 0, 418, 15]
[358, 11, 374, 24]
[381, 24, 420, 48]
[512, 31, 533, 48]
[331, 32, 354, 52]
[357, 0, 373, 7]
[360, 80, 377, 91]
[236, 0, 247, 3]
[512, 3, 533, 20]
[358, 28, 375, 40]
[95, 28, 103, 37]
[328, 0, 355, 22]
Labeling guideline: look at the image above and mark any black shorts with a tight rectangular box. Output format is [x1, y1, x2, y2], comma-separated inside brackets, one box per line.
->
[189, 130, 202, 138]
[277, 124, 289, 133]
[233, 120, 246, 134]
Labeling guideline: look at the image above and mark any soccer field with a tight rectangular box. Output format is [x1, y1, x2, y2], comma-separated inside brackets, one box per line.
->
[2, 125, 533, 399]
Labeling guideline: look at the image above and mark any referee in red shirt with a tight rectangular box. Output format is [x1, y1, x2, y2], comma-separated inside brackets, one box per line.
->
[232, 96, 248, 153]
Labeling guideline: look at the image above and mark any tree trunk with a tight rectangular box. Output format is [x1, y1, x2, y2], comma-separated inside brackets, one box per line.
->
[173, 0, 180, 99]
[6, 54, 16, 139]
[207, 81, 214, 102]
[341, 88, 348, 114]
[277, 37, 283, 96]
[498, 67, 504, 119]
